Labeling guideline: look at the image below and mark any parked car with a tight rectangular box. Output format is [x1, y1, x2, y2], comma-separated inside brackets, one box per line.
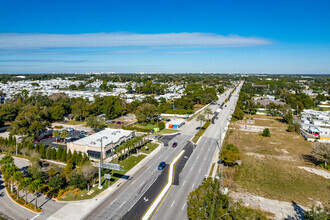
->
[158, 161, 166, 170]
[68, 128, 74, 132]
[172, 142, 178, 148]
[80, 130, 87, 134]
[116, 121, 123, 125]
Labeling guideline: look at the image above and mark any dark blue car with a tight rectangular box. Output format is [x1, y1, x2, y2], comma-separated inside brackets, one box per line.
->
[158, 161, 166, 170]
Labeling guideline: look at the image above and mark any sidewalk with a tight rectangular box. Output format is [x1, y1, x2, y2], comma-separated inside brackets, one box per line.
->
[47, 140, 164, 220]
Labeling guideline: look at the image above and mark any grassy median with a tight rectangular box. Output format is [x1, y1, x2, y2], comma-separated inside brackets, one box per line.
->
[192, 121, 211, 143]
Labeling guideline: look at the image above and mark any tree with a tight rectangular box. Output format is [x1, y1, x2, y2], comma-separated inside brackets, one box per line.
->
[61, 150, 67, 162]
[13, 171, 24, 198]
[57, 145, 63, 161]
[86, 116, 107, 131]
[66, 150, 72, 161]
[69, 172, 87, 189]
[53, 130, 59, 143]
[312, 143, 330, 168]
[9, 107, 50, 137]
[29, 179, 42, 209]
[39, 142, 46, 159]
[232, 106, 244, 120]
[60, 130, 68, 142]
[304, 205, 330, 220]
[0, 155, 14, 165]
[196, 114, 206, 128]
[283, 109, 293, 124]
[50, 104, 66, 121]
[158, 121, 165, 131]
[135, 103, 158, 123]
[64, 159, 73, 177]
[48, 174, 65, 190]
[51, 148, 57, 160]
[262, 128, 271, 137]
[187, 178, 267, 219]
[19, 177, 31, 205]
[220, 144, 241, 166]
[80, 163, 97, 191]
[204, 107, 213, 121]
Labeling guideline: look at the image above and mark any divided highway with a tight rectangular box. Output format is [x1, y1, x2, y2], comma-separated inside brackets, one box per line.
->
[83, 84, 241, 220]
[152, 82, 242, 220]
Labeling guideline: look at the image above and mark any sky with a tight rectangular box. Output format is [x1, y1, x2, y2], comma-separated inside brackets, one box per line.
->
[0, 0, 329, 74]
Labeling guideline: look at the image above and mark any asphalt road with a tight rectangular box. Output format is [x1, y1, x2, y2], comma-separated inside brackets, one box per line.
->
[83, 86, 236, 220]
[0, 155, 36, 220]
[152, 82, 242, 220]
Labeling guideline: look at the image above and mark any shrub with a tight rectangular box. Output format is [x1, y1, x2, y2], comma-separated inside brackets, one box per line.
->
[262, 128, 271, 137]
[54, 125, 63, 129]
[220, 144, 241, 166]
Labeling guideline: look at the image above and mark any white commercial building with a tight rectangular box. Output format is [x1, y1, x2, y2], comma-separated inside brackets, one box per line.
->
[67, 128, 135, 160]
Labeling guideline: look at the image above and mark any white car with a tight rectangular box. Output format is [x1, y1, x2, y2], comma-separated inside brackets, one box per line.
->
[68, 128, 74, 132]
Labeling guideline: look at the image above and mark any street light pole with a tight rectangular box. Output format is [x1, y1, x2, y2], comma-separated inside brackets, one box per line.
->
[98, 136, 103, 189]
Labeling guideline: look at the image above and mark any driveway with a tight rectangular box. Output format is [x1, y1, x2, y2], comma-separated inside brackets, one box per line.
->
[0, 155, 66, 220]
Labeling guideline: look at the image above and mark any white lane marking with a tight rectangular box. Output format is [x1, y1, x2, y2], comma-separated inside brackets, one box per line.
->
[142, 150, 185, 220]
[119, 200, 126, 208]
[30, 214, 40, 220]
[182, 180, 186, 186]
[132, 180, 136, 185]
[182, 203, 186, 210]
[204, 156, 206, 161]
[208, 147, 211, 152]
[139, 181, 145, 187]
[190, 166, 193, 171]
[199, 168, 201, 173]
[196, 155, 199, 160]
[171, 201, 175, 207]
[191, 183, 195, 189]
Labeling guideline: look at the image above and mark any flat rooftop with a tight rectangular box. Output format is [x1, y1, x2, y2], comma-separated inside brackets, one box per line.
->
[73, 128, 133, 148]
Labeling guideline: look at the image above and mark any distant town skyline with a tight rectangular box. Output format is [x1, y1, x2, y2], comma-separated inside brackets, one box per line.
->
[0, 0, 330, 74]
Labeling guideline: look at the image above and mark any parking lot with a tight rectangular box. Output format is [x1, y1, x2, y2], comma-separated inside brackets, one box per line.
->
[39, 129, 88, 149]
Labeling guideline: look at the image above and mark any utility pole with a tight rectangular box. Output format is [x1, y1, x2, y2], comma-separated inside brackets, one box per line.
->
[98, 136, 103, 189]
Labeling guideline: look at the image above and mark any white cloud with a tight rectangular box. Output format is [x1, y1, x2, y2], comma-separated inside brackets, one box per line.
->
[0, 32, 271, 49]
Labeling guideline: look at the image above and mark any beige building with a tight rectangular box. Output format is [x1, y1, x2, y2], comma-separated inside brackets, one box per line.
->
[67, 128, 135, 160]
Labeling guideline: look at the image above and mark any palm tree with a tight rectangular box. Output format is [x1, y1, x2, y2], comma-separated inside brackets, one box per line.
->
[204, 107, 213, 121]
[53, 130, 59, 142]
[196, 114, 206, 128]
[19, 177, 31, 205]
[29, 179, 42, 209]
[13, 171, 24, 198]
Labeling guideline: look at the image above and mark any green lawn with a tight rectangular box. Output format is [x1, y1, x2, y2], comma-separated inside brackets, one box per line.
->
[158, 129, 177, 134]
[117, 154, 147, 174]
[139, 142, 159, 154]
[134, 123, 158, 129]
[59, 154, 147, 201]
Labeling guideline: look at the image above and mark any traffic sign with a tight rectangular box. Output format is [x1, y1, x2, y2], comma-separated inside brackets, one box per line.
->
[104, 174, 111, 180]
[101, 162, 122, 171]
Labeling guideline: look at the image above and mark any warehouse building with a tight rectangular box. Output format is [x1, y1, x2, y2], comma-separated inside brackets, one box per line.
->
[67, 128, 135, 160]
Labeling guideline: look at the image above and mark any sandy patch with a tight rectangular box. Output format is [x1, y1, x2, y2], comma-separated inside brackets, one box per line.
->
[230, 191, 309, 220]
[245, 152, 295, 161]
[298, 166, 330, 179]
[238, 124, 273, 132]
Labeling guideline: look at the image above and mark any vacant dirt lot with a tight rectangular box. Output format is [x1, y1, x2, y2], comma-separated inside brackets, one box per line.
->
[223, 115, 330, 212]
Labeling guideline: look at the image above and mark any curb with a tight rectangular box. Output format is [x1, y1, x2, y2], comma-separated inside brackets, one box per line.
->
[4, 187, 41, 214]
[56, 141, 164, 204]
